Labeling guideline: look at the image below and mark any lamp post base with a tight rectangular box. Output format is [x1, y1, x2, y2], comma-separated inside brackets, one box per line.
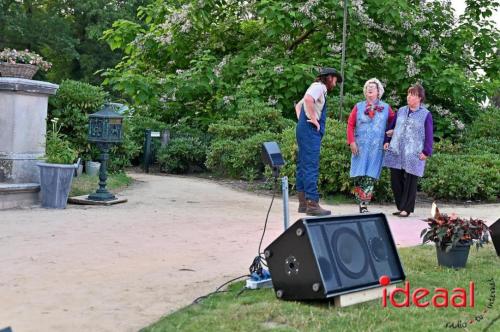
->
[88, 190, 116, 201]
[69, 194, 127, 205]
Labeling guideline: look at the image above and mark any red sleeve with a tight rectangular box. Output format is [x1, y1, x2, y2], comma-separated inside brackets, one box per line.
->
[347, 105, 357, 144]
[387, 106, 395, 126]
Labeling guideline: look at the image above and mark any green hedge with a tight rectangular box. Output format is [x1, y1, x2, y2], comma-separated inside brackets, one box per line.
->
[422, 153, 499, 201]
[422, 107, 500, 201]
[157, 136, 207, 174]
[206, 100, 294, 180]
[49, 80, 108, 161]
[279, 119, 393, 202]
[156, 121, 210, 174]
[462, 106, 500, 140]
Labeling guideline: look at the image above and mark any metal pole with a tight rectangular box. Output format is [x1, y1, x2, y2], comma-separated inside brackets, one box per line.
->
[339, 0, 348, 121]
[88, 143, 115, 201]
[282, 176, 289, 230]
[143, 129, 152, 173]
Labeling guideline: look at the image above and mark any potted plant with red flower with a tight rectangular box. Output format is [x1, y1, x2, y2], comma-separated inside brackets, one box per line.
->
[421, 203, 490, 268]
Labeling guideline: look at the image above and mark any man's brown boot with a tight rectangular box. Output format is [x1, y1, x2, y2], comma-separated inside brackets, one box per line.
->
[306, 200, 331, 216]
[297, 192, 306, 213]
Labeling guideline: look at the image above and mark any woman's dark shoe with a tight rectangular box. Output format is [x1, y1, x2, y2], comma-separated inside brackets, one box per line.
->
[392, 211, 401, 216]
[359, 206, 368, 213]
[399, 211, 410, 217]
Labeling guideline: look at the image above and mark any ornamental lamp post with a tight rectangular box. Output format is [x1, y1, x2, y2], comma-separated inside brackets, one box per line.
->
[87, 103, 124, 201]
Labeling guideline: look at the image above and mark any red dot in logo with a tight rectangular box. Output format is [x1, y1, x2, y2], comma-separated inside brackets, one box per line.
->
[379, 275, 390, 286]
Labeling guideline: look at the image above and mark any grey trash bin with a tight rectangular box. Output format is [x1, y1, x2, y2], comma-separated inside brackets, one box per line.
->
[37, 161, 78, 209]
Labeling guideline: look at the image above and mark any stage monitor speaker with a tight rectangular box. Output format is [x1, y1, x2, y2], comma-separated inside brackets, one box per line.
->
[261, 141, 285, 169]
[489, 218, 500, 256]
[264, 213, 405, 301]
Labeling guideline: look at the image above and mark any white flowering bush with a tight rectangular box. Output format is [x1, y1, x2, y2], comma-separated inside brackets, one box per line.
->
[102, 0, 497, 114]
[101, 0, 498, 178]
[0, 48, 52, 71]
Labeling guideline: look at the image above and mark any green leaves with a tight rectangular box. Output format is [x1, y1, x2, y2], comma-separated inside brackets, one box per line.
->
[158, 136, 207, 174]
[94, 0, 500, 173]
[49, 80, 108, 162]
[205, 100, 293, 179]
[45, 119, 78, 165]
[421, 153, 500, 201]
[420, 210, 490, 252]
[102, 20, 144, 52]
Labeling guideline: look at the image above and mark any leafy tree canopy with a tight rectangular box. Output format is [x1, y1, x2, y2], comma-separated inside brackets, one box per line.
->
[0, 0, 148, 84]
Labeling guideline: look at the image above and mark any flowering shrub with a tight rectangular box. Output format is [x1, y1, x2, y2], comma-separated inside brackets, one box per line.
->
[102, 0, 498, 135]
[421, 204, 490, 252]
[0, 48, 52, 71]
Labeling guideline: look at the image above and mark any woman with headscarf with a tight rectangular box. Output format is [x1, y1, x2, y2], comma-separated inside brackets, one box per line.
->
[347, 78, 395, 213]
[383, 84, 434, 217]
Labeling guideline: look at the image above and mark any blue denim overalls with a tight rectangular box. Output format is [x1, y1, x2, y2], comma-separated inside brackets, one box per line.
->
[295, 100, 327, 202]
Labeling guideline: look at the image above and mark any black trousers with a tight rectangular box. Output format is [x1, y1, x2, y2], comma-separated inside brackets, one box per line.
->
[390, 168, 419, 213]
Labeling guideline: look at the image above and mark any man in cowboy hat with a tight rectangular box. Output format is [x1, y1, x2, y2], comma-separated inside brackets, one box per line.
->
[294, 67, 343, 216]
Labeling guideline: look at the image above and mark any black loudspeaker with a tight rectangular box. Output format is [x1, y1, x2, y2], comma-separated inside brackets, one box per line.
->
[262, 142, 284, 167]
[490, 218, 500, 256]
[264, 213, 405, 300]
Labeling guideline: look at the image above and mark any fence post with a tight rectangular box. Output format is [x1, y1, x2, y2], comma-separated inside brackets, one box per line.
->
[143, 129, 152, 173]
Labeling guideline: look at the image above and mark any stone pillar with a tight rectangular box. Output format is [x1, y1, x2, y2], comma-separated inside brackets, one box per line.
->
[0, 78, 58, 209]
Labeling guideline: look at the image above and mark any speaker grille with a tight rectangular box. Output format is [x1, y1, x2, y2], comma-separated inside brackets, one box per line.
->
[331, 228, 369, 278]
[304, 213, 405, 297]
[269, 153, 284, 167]
[265, 213, 405, 300]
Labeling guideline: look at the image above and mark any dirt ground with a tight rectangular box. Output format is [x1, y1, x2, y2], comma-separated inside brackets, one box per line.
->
[0, 172, 498, 332]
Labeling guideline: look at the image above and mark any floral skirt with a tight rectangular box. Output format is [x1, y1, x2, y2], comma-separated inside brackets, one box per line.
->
[353, 176, 376, 205]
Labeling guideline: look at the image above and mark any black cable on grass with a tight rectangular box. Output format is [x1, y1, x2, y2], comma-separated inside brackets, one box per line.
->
[192, 274, 250, 304]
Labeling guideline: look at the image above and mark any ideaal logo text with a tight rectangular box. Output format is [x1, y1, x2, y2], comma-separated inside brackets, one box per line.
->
[378, 275, 474, 308]
[379, 276, 497, 329]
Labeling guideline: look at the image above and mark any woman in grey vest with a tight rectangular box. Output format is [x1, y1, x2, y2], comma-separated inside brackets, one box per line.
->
[383, 84, 433, 217]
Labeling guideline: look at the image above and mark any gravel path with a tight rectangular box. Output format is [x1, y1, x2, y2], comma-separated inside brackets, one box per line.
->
[1, 172, 498, 332]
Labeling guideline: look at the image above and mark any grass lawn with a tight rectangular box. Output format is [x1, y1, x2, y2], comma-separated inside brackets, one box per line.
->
[142, 245, 499, 332]
[69, 172, 133, 196]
